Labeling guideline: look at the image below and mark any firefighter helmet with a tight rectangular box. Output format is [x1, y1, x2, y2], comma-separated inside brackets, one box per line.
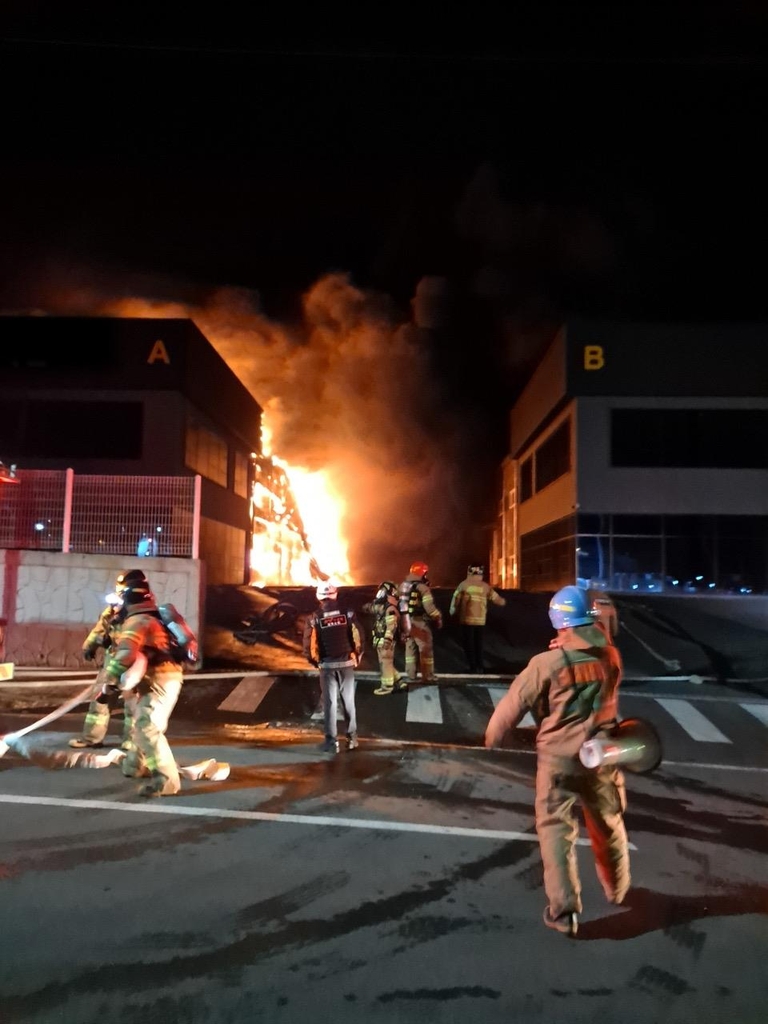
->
[548, 585, 597, 629]
[114, 569, 152, 606]
[376, 581, 398, 601]
[316, 582, 338, 602]
[468, 564, 485, 577]
[409, 562, 429, 579]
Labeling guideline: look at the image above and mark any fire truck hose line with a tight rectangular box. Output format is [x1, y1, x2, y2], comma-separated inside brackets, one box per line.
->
[0, 679, 103, 758]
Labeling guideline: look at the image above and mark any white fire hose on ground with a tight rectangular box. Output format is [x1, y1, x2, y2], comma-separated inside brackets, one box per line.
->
[0, 678, 104, 759]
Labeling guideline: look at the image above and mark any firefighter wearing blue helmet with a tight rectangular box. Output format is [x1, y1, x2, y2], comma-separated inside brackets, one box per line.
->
[485, 584, 629, 937]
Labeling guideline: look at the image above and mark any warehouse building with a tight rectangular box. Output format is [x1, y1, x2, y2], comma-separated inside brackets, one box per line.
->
[492, 320, 768, 595]
[0, 316, 261, 585]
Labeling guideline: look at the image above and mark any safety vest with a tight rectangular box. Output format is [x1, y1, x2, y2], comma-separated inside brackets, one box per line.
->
[314, 610, 356, 662]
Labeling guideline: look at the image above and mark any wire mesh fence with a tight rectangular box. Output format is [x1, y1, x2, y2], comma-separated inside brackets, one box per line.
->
[0, 470, 199, 556]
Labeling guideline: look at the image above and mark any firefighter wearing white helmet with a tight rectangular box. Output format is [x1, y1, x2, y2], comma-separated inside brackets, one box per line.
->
[449, 564, 506, 674]
[485, 584, 629, 937]
[303, 582, 364, 753]
[362, 582, 407, 696]
[398, 561, 442, 683]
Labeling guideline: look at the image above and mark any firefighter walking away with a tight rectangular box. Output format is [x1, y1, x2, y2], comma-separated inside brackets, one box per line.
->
[398, 562, 442, 683]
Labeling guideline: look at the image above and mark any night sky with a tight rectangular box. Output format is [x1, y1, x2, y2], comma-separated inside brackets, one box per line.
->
[1, 8, 765, 577]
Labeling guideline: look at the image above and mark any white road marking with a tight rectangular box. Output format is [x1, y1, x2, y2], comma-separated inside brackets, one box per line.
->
[486, 686, 535, 727]
[217, 675, 276, 713]
[0, 793, 635, 847]
[406, 687, 443, 724]
[740, 703, 768, 726]
[656, 699, 732, 743]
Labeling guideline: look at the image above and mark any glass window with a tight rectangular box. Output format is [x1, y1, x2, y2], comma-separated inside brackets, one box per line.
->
[612, 409, 768, 468]
[185, 419, 228, 487]
[520, 457, 533, 502]
[611, 536, 663, 592]
[535, 419, 570, 491]
[22, 401, 142, 459]
[576, 536, 610, 588]
[612, 515, 663, 536]
[233, 450, 249, 498]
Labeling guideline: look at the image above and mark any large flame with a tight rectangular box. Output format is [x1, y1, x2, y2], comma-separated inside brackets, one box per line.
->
[248, 422, 351, 587]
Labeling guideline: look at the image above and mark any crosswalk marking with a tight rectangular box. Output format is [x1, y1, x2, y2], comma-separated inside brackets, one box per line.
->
[486, 685, 535, 727]
[740, 702, 768, 727]
[217, 675, 276, 713]
[406, 687, 443, 724]
[656, 698, 732, 743]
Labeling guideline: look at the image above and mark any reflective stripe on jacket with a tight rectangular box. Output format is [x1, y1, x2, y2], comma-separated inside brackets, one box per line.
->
[450, 575, 506, 625]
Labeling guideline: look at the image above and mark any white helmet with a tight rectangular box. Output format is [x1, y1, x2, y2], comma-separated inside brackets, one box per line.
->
[316, 582, 338, 601]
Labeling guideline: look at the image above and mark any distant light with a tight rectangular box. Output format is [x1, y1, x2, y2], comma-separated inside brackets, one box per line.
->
[34, 522, 45, 531]
[631, 584, 639, 590]
[672, 580, 679, 586]
[156, 526, 162, 532]
[708, 582, 716, 588]
[695, 575, 704, 581]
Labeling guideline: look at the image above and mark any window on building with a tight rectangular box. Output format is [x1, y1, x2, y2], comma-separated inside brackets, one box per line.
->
[519, 515, 576, 591]
[22, 401, 143, 458]
[185, 419, 228, 487]
[520, 457, 533, 502]
[535, 418, 570, 491]
[611, 409, 768, 468]
[233, 450, 249, 498]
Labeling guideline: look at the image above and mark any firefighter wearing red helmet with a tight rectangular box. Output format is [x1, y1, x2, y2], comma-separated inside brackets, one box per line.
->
[398, 562, 442, 683]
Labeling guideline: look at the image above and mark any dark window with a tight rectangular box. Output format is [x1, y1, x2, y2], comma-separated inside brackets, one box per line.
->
[535, 419, 570, 491]
[520, 457, 533, 502]
[519, 515, 576, 590]
[578, 513, 610, 534]
[612, 409, 768, 468]
[612, 515, 663, 536]
[21, 401, 143, 458]
[0, 399, 23, 450]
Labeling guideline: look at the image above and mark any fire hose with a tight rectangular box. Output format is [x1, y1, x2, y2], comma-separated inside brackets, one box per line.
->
[0, 677, 104, 759]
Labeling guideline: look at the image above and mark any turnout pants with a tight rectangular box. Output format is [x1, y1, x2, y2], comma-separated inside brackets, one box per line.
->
[534, 759, 630, 918]
[320, 666, 357, 742]
[121, 675, 182, 795]
[460, 624, 485, 673]
[405, 619, 436, 681]
[78, 692, 134, 748]
[373, 638, 404, 694]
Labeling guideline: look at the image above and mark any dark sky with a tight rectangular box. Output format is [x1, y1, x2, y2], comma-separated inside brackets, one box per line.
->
[1, 6, 766, 575]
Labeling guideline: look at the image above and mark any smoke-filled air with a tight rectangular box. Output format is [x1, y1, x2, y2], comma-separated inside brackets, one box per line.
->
[15, 271, 476, 585]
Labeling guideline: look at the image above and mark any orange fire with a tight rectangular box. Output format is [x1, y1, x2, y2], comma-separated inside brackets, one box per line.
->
[248, 423, 351, 587]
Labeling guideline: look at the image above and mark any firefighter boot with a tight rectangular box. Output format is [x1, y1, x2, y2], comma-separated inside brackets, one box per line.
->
[139, 771, 179, 798]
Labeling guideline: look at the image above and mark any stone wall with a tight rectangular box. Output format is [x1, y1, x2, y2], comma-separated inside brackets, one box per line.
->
[0, 550, 202, 667]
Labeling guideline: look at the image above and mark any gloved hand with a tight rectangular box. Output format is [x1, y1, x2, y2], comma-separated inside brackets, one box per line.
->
[82, 647, 96, 662]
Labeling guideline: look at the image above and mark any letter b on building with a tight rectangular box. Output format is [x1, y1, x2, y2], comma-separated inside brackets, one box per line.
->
[584, 345, 604, 370]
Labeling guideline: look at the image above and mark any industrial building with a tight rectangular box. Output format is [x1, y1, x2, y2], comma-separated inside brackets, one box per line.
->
[491, 320, 768, 595]
[0, 316, 261, 585]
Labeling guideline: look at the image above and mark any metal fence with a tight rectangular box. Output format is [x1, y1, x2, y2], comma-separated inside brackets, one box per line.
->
[0, 470, 201, 557]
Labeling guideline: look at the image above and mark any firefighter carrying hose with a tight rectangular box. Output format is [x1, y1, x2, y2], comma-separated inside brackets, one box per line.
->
[363, 581, 407, 696]
[485, 585, 629, 937]
[398, 562, 442, 683]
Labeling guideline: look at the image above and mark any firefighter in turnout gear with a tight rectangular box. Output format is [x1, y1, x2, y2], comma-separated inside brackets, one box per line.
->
[303, 582, 364, 753]
[399, 562, 442, 683]
[363, 581, 407, 696]
[485, 585, 629, 937]
[101, 570, 186, 797]
[450, 564, 506, 674]
[69, 594, 135, 750]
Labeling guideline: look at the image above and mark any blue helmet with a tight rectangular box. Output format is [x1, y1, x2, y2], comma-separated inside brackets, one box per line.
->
[549, 585, 596, 629]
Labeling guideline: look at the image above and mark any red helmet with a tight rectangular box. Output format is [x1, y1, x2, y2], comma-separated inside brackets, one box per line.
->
[410, 562, 429, 578]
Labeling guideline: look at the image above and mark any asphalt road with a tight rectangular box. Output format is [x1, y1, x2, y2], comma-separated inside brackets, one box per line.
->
[0, 673, 766, 1023]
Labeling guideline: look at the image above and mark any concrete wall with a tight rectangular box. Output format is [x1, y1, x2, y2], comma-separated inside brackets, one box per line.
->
[0, 551, 202, 667]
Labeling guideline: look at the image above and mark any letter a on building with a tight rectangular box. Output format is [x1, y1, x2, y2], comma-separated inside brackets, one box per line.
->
[584, 345, 604, 370]
[147, 340, 171, 365]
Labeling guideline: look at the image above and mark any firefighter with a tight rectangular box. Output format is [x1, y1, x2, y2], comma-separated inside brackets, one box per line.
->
[303, 582, 364, 753]
[485, 584, 629, 937]
[101, 570, 185, 797]
[449, 564, 506, 674]
[363, 581, 406, 696]
[398, 562, 442, 683]
[68, 583, 139, 750]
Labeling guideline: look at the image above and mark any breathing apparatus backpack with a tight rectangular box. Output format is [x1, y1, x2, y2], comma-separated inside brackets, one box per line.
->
[157, 604, 199, 665]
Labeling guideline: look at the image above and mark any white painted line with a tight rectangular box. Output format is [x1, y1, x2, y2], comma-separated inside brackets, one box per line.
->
[656, 699, 732, 743]
[217, 676, 276, 713]
[740, 703, 768, 726]
[486, 686, 534, 727]
[661, 760, 768, 773]
[406, 687, 443, 724]
[0, 793, 633, 847]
